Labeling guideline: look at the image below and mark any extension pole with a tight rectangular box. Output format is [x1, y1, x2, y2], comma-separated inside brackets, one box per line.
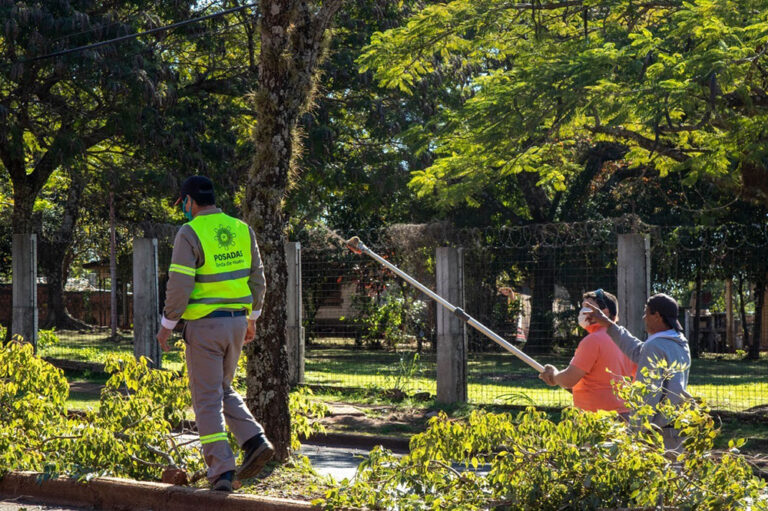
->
[346, 237, 544, 373]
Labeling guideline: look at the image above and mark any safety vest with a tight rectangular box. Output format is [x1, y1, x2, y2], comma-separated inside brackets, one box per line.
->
[170, 212, 253, 320]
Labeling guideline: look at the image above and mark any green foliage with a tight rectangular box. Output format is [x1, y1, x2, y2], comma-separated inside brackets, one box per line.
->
[0, 340, 203, 481]
[1, 336, 334, 485]
[320, 378, 767, 510]
[75, 353, 201, 480]
[349, 286, 428, 349]
[0, 340, 69, 476]
[380, 352, 423, 398]
[360, 0, 768, 217]
[36, 328, 60, 350]
[289, 387, 329, 451]
[287, 0, 439, 231]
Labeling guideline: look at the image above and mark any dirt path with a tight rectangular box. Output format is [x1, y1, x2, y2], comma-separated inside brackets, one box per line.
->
[317, 402, 431, 438]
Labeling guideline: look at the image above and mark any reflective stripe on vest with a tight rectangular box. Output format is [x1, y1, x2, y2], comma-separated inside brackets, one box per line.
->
[180, 212, 253, 320]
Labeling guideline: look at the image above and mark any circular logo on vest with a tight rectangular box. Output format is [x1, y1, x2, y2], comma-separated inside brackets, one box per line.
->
[214, 225, 236, 249]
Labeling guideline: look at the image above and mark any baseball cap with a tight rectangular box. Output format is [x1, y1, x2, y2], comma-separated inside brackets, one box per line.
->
[174, 175, 215, 206]
[647, 293, 683, 332]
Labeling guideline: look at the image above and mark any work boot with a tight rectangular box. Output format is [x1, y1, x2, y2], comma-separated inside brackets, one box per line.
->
[236, 434, 274, 480]
[211, 470, 234, 492]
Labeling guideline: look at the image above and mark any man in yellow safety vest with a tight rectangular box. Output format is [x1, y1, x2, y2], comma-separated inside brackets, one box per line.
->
[156, 175, 273, 491]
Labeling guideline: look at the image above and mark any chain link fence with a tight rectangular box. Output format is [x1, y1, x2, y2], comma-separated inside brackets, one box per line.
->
[300, 219, 768, 411]
[3, 218, 767, 411]
[300, 227, 438, 398]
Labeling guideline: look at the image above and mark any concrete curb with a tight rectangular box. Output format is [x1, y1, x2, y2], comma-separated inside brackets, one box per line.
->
[0, 471, 317, 511]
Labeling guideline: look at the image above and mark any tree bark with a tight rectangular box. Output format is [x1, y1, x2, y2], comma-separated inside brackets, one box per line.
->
[110, 191, 118, 340]
[738, 275, 750, 352]
[39, 170, 90, 331]
[242, 0, 342, 461]
[748, 278, 765, 361]
[525, 247, 555, 354]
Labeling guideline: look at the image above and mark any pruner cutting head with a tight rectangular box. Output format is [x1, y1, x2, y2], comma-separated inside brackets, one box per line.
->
[345, 236, 365, 254]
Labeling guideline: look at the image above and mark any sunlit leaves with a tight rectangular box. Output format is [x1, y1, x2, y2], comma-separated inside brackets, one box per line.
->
[360, 0, 768, 213]
[322, 381, 766, 510]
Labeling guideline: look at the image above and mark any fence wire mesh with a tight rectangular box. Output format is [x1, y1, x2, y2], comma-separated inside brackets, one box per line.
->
[3, 217, 767, 412]
[300, 219, 768, 411]
[651, 222, 768, 411]
[300, 227, 438, 398]
[462, 220, 618, 407]
[26, 226, 186, 372]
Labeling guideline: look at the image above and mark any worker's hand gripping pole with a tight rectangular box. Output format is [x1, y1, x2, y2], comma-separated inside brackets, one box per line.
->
[345, 237, 544, 373]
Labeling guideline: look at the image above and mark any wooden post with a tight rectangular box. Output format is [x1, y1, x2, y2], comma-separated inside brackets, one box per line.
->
[617, 234, 651, 338]
[285, 241, 304, 385]
[12, 234, 38, 349]
[133, 238, 161, 369]
[436, 247, 467, 404]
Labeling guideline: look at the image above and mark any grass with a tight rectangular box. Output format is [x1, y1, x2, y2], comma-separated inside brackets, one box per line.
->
[715, 417, 768, 451]
[66, 391, 101, 411]
[47, 332, 768, 412]
[39, 329, 185, 372]
[306, 339, 768, 412]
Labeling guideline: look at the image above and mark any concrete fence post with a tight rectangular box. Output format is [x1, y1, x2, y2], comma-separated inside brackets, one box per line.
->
[285, 241, 304, 386]
[12, 234, 38, 349]
[133, 238, 162, 369]
[436, 247, 467, 404]
[617, 233, 651, 338]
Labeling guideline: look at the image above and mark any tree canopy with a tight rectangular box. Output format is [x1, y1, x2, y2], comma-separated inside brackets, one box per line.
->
[359, 0, 768, 219]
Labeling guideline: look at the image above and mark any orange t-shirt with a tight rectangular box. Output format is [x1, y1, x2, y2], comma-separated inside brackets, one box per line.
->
[570, 326, 637, 413]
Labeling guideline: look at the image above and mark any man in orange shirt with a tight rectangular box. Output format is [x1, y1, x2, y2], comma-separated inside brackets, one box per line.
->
[539, 289, 636, 414]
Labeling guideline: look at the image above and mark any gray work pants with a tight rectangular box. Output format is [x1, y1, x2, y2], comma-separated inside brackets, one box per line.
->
[662, 427, 683, 454]
[184, 315, 264, 481]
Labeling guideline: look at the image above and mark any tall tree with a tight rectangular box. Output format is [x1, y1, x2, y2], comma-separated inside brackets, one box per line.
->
[287, 0, 444, 232]
[37, 165, 90, 330]
[360, 0, 768, 205]
[0, 1, 188, 235]
[0, 1, 196, 337]
[355, 0, 768, 351]
[243, 0, 342, 461]
[6, 1, 263, 330]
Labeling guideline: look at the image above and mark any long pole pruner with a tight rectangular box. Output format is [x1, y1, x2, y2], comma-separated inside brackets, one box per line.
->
[345, 236, 544, 373]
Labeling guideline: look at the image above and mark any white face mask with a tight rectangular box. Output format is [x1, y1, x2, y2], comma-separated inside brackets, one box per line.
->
[577, 307, 592, 330]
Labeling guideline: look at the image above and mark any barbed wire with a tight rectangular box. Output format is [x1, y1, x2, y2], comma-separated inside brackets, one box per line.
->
[132, 216, 768, 258]
[299, 215, 651, 252]
[653, 223, 768, 251]
[301, 216, 768, 253]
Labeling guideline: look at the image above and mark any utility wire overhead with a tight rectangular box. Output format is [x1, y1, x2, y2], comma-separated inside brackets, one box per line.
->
[12, 3, 257, 66]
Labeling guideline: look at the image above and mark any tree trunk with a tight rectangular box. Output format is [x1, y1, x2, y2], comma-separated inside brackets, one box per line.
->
[39, 170, 90, 330]
[242, 0, 342, 461]
[738, 275, 750, 352]
[691, 261, 702, 358]
[747, 278, 765, 361]
[39, 246, 89, 331]
[11, 182, 38, 235]
[525, 247, 555, 354]
[110, 191, 118, 340]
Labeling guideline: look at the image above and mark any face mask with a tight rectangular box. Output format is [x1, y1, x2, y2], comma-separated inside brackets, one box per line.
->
[577, 307, 592, 330]
[182, 196, 193, 221]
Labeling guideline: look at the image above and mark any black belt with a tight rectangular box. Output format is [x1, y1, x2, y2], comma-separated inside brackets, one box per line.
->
[203, 309, 247, 319]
